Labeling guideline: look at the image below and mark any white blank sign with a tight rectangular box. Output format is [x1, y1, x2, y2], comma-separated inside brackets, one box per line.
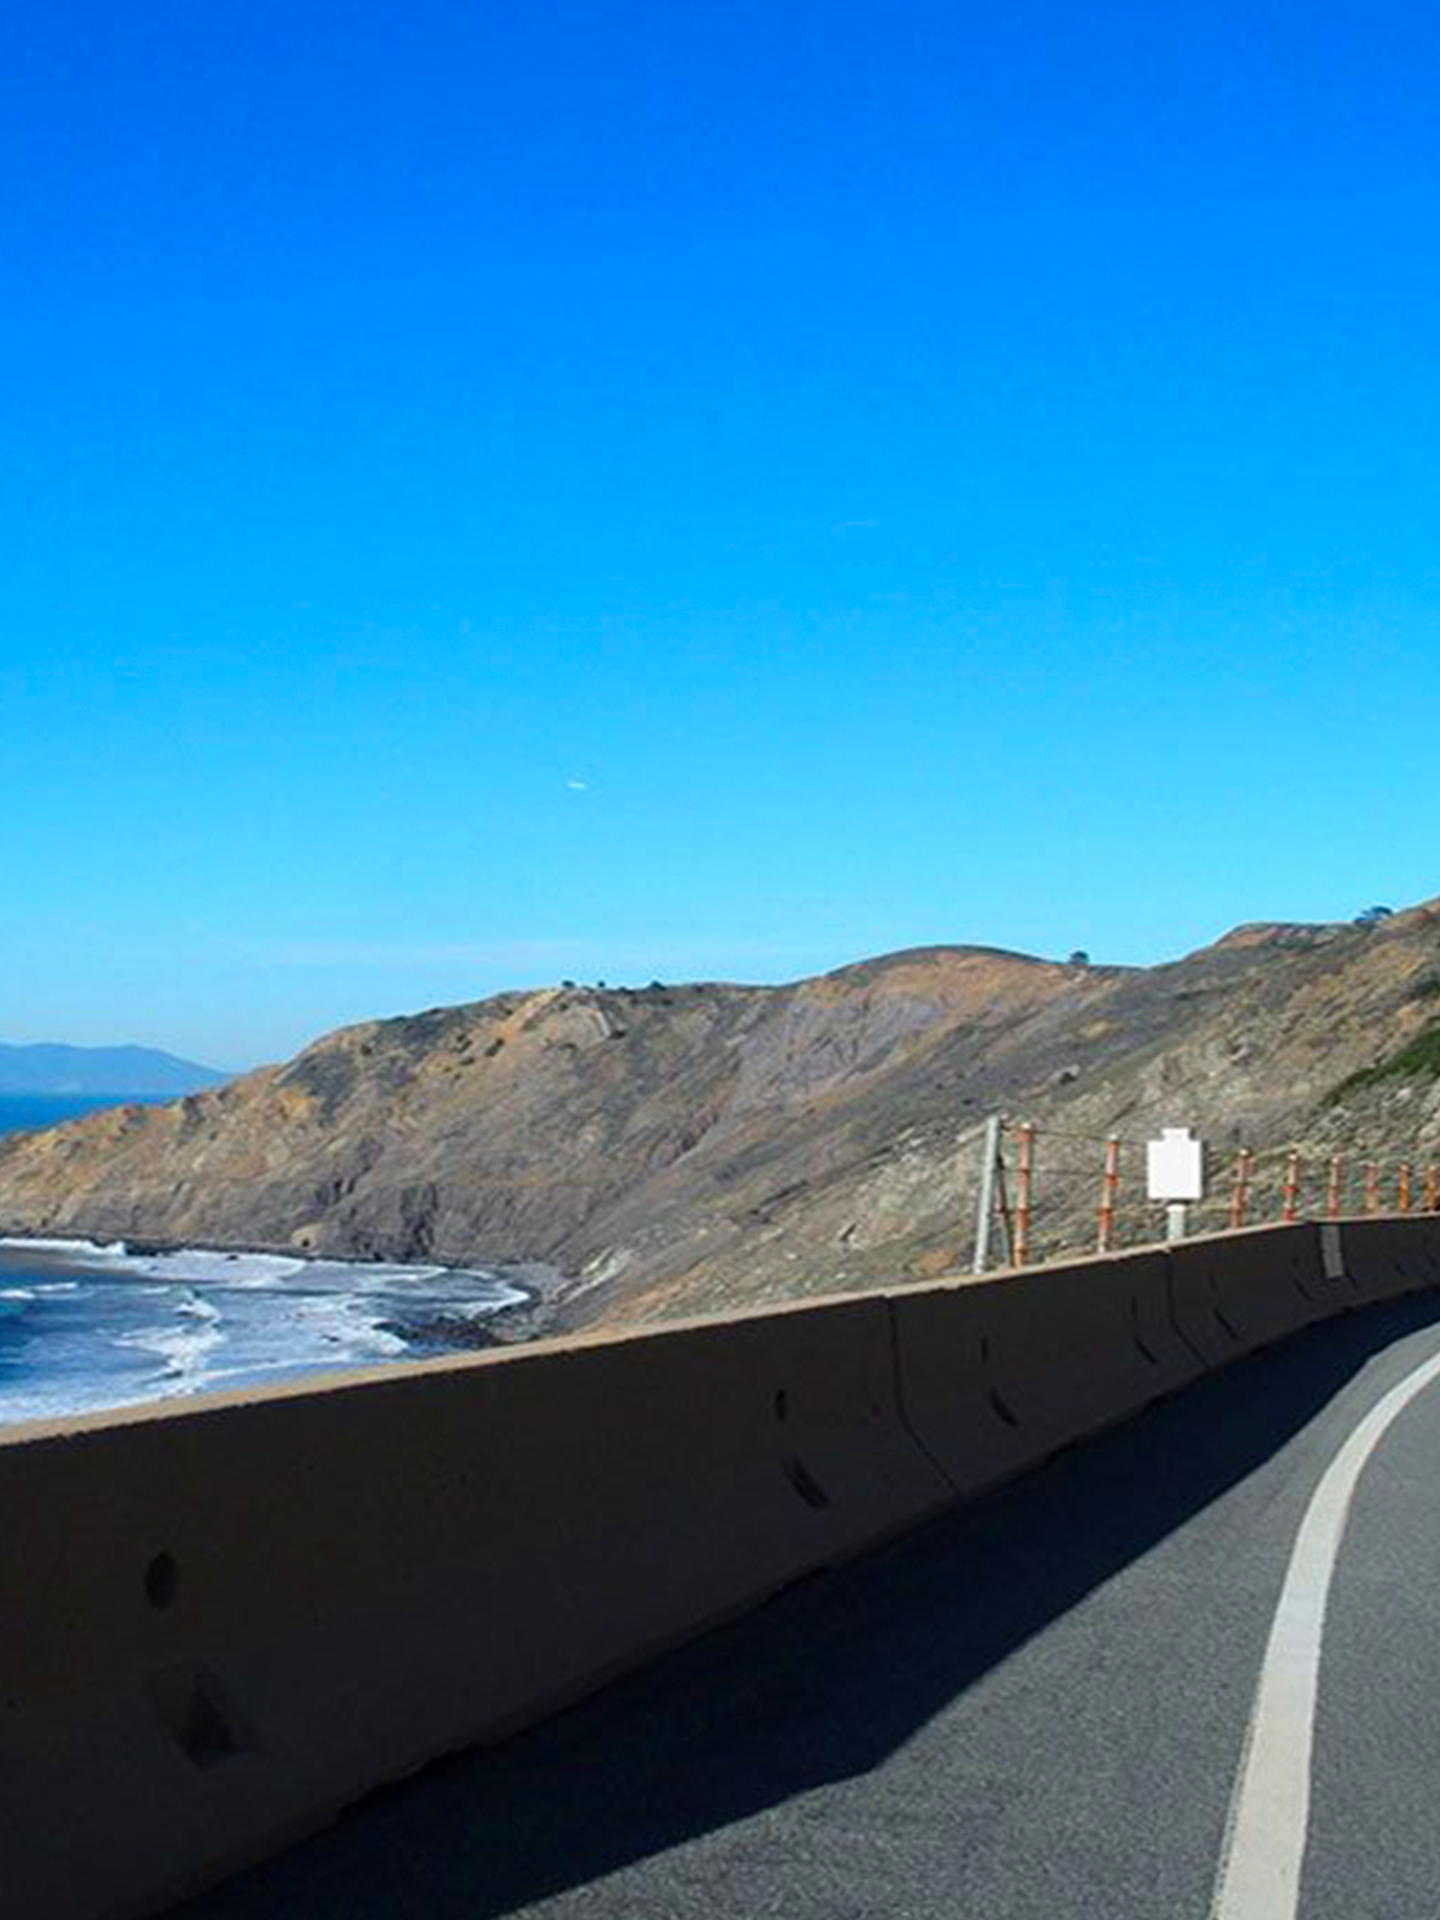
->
[1147, 1127, 1204, 1202]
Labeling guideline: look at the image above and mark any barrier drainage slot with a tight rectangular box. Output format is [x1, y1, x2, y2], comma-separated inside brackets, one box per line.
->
[145, 1551, 179, 1612]
[979, 1336, 1020, 1427]
[147, 1667, 252, 1770]
[1206, 1271, 1240, 1342]
[987, 1390, 1021, 1430]
[1130, 1298, 1160, 1366]
[782, 1453, 831, 1510]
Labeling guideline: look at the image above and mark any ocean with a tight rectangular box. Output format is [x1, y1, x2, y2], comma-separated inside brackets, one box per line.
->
[0, 1094, 533, 1423]
[0, 1092, 172, 1135]
[0, 1239, 530, 1428]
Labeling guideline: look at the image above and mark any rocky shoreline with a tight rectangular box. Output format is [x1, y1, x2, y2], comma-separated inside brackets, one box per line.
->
[0, 1229, 573, 1358]
[380, 1259, 573, 1352]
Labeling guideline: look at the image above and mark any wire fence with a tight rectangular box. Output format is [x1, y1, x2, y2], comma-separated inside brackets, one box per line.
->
[974, 1119, 1440, 1271]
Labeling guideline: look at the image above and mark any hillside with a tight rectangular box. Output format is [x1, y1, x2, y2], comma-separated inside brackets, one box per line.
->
[0, 1043, 227, 1097]
[2, 904, 1440, 1327]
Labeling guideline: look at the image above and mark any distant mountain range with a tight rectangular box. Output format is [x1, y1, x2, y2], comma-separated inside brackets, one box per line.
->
[0, 1044, 228, 1097]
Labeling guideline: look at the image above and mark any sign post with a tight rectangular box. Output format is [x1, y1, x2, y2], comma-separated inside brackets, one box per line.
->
[972, 1114, 1003, 1275]
[1147, 1126, 1205, 1242]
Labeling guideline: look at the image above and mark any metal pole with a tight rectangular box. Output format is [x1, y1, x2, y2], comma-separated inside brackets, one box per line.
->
[1364, 1162, 1381, 1214]
[1426, 1165, 1440, 1214]
[972, 1114, 1003, 1274]
[1399, 1163, 1413, 1214]
[1166, 1201, 1188, 1243]
[1014, 1123, 1036, 1268]
[1326, 1155, 1344, 1219]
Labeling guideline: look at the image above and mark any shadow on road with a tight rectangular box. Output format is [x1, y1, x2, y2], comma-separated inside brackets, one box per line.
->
[175, 1291, 1440, 1920]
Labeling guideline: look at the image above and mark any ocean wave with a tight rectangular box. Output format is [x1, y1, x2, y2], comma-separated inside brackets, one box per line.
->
[116, 1290, 226, 1390]
[0, 1376, 175, 1423]
[90, 1248, 309, 1287]
[0, 1237, 309, 1287]
[289, 1293, 410, 1357]
[128, 1252, 311, 1287]
[0, 1236, 126, 1257]
[0, 1236, 527, 1308]
[0, 1238, 535, 1424]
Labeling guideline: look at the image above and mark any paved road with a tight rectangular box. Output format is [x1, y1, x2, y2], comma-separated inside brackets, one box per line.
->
[177, 1291, 1440, 1920]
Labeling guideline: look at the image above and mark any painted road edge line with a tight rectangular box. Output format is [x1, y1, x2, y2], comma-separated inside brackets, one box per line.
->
[1211, 1343, 1440, 1920]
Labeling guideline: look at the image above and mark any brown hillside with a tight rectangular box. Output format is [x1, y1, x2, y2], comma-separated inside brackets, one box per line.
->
[3, 904, 1440, 1327]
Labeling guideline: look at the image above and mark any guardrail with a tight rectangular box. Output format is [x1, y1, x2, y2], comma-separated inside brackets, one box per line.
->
[970, 1117, 1440, 1270]
[3, 1214, 1439, 1920]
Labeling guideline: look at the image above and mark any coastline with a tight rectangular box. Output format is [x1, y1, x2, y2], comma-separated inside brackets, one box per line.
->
[0, 1236, 571, 1424]
[0, 1229, 569, 1343]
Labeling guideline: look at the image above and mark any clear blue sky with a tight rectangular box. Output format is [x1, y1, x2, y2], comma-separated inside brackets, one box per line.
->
[2, 1, 1437, 1068]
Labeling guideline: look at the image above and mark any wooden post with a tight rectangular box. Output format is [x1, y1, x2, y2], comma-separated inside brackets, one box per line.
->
[1096, 1136, 1121, 1253]
[1364, 1162, 1381, 1214]
[1229, 1150, 1253, 1230]
[1326, 1155, 1344, 1219]
[1236, 1152, 1259, 1228]
[1282, 1151, 1303, 1224]
[1013, 1123, 1036, 1268]
[1399, 1163, 1413, 1214]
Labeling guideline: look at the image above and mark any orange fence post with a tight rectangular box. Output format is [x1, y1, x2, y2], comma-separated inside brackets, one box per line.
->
[1399, 1163, 1413, 1214]
[1426, 1165, 1440, 1214]
[1096, 1136, 1121, 1253]
[1281, 1151, 1303, 1224]
[1326, 1155, 1344, 1218]
[1364, 1162, 1381, 1214]
[1230, 1150, 1253, 1230]
[1013, 1123, 1036, 1267]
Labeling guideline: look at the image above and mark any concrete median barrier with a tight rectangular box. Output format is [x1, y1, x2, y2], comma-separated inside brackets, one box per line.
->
[7, 1216, 1440, 1920]
[0, 1294, 951, 1920]
[1167, 1223, 1334, 1364]
[889, 1246, 1201, 1499]
[1338, 1215, 1440, 1303]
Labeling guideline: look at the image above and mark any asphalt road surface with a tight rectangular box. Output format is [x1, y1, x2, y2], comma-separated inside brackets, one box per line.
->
[176, 1290, 1440, 1920]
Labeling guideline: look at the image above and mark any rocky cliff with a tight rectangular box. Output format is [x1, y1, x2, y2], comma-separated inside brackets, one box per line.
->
[3, 901, 1440, 1326]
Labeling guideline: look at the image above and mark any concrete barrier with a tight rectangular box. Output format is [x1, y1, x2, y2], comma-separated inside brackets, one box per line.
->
[1338, 1214, 1440, 1304]
[5, 1215, 1440, 1920]
[890, 1245, 1201, 1497]
[1167, 1222, 1335, 1364]
[0, 1294, 951, 1920]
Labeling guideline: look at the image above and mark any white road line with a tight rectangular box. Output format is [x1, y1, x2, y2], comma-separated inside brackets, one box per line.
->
[1211, 1343, 1440, 1920]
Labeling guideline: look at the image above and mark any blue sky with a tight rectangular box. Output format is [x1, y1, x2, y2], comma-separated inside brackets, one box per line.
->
[2, 1, 1437, 1068]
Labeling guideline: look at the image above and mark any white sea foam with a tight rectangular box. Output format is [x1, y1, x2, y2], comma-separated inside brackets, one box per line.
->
[117, 1291, 227, 1391]
[67, 1246, 308, 1287]
[289, 1293, 410, 1357]
[134, 1252, 311, 1286]
[0, 1381, 153, 1423]
[0, 1236, 127, 1257]
[0, 1236, 532, 1423]
[0, 1235, 527, 1305]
